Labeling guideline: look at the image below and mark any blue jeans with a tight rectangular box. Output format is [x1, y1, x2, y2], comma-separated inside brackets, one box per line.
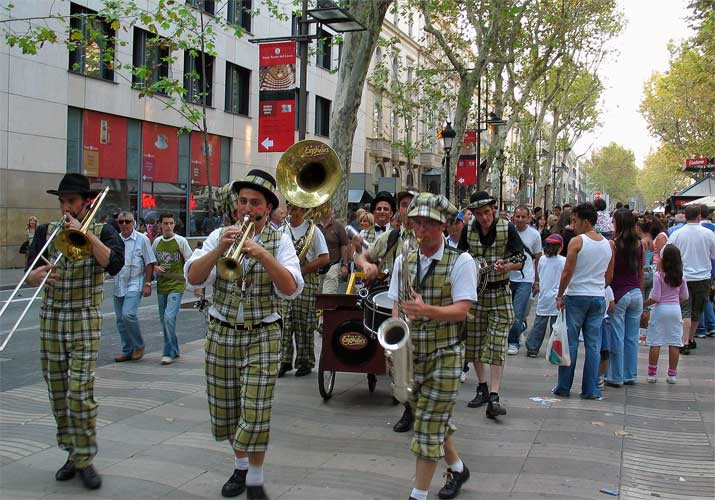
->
[158, 292, 182, 358]
[554, 295, 606, 398]
[525, 314, 557, 354]
[697, 297, 715, 334]
[606, 288, 643, 384]
[508, 281, 533, 346]
[114, 291, 144, 355]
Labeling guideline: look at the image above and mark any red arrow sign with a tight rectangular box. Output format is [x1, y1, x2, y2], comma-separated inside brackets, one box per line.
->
[685, 157, 710, 168]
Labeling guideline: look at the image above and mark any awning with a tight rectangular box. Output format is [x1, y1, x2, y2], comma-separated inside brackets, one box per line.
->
[422, 168, 442, 177]
[349, 189, 374, 204]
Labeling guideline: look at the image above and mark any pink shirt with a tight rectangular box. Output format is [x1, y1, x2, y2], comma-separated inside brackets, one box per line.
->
[649, 271, 688, 305]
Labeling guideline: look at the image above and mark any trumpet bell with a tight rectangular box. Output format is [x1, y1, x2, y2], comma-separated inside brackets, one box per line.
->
[216, 256, 243, 281]
[54, 228, 92, 261]
[276, 140, 342, 209]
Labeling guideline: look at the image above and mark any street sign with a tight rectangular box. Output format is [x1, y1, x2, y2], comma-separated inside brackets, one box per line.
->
[684, 157, 711, 168]
[258, 42, 296, 153]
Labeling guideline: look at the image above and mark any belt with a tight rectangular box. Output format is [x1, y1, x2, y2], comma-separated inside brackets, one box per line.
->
[485, 280, 510, 290]
[209, 316, 280, 330]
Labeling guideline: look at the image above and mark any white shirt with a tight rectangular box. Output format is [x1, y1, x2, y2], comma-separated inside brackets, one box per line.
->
[446, 235, 459, 248]
[360, 222, 391, 241]
[667, 223, 715, 281]
[510, 225, 542, 283]
[283, 221, 329, 262]
[604, 286, 614, 318]
[151, 234, 193, 261]
[183, 226, 304, 323]
[536, 255, 565, 316]
[387, 241, 478, 306]
[114, 229, 156, 297]
[564, 234, 612, 297]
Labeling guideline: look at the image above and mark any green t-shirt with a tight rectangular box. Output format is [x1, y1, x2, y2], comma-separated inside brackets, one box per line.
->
[153, 235, 192, 294]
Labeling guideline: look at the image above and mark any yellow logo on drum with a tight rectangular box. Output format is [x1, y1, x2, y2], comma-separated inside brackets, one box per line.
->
[338, 332, 368, 350]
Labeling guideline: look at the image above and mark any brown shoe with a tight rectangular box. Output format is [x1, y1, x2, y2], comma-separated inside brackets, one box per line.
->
[131, 347, 145, 361]
[114, 353, 132, 362]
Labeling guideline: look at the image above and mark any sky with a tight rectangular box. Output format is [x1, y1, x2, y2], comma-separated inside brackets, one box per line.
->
[576, 0, 694, 167]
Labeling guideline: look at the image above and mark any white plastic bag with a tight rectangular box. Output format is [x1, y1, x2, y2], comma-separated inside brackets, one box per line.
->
[546, 310, 571, 366]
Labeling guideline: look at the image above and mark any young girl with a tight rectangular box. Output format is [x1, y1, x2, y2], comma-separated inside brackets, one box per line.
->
[644, 245, 688, 384]
[525, 233, 566, 357]
[598, 286, 616, 389]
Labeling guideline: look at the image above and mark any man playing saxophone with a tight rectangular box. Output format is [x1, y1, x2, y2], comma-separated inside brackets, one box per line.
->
[279, 203, 329, 378]
[185, 170, 303, 500]
[386, 193, 477, 500]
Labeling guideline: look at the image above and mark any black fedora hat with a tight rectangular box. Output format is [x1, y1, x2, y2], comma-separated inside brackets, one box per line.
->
[371, 191, 396, 213]
[232, 169, 280, 209]
[468, 191, 496, 210]
[396, 187, 419, 204]
[47, 173, 98, 197]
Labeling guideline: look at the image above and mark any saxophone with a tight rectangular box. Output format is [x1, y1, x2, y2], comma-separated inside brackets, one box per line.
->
[377, 230, 420, 404]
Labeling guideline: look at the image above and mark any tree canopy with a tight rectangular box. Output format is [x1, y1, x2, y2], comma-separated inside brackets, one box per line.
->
[582, 142, 639, 205]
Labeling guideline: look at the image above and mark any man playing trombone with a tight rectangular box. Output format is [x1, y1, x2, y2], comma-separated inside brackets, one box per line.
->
[387, 193, 477, 500]
[184, 170, 303, 500]
[25, 173, 124, 490]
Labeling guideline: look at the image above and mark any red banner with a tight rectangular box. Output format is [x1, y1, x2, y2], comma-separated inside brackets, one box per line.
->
[190, 132, 221, 186]
[82, 111, 127, 179]
[456, 154, 477, 186]
[142, 122, 179, 183]
[258, 41, 296, 153]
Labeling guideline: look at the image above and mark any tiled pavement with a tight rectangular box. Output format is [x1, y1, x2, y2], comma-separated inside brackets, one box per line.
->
[0, 329, 713, 499]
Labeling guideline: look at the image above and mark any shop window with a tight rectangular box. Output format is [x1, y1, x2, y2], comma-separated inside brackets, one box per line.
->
[225, 62, 251, 115]
[132, 28, 170, 92]
[228, 0, 252, 32]
[184, 50, 214, 106]
[315, 95, 331, 137]
[68, 3, 115, 81]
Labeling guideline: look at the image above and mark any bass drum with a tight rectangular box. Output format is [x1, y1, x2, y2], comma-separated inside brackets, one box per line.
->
[363, 286, 393, 337]
[332, 319, 378, 367]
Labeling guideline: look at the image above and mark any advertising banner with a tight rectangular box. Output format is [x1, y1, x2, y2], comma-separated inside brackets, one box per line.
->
[190, 132, 221, 186]
[456, 155, 477, 186]
[82, 111, 127, 179]
[142, 122, 179, 183]
[258, 41, 296, 153]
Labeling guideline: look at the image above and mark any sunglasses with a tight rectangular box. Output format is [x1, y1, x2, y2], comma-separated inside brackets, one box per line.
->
[117, 220, 134, 225]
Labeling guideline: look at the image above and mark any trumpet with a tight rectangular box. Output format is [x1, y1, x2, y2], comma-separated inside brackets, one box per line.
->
[216, 214, 257, 280]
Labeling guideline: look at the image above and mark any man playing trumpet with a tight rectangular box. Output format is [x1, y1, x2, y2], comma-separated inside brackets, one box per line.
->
[185, 170, 303, 500]
[387, 193, 477, 500]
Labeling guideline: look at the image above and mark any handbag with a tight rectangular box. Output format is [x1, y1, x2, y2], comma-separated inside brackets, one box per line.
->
[546, 310, 571, 366]
[19, 240, 29, 254]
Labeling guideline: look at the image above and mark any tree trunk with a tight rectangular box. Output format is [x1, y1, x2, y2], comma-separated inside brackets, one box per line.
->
[330, 1, 393, 222]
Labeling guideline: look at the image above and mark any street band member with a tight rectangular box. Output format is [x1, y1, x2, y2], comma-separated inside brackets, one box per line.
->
[356, 190, 396, 248]
[387, 193, 477, 500]
[279, 203, 329, 377]
[25, 173, 124, 490]
[458, 191, 524, 418]
[354, 188, 418, 432]
[185, 170, 304, 500]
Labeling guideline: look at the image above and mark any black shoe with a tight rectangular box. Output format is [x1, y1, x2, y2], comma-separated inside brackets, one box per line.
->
[393, 405, 413, 433]
[55, 459, 76, 481]
[680, 345, 691, 355]
[221, 469, 247, 498]
[438, 464, 470, 499]
[486, 394, 507, 419]
[247, 484, 270, 500]
[467, 384, 489, 408]
[277, 363, 292, 378]
[77, 465, 102, 490]
[526, 351, 538, 358]
[688, 340, 697, 350]
[295, 366, 312, 377]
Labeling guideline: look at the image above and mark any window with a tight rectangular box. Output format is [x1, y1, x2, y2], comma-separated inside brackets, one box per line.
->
[291, 13, 300, 36]
[316, 28, 332, 70]
[183, 50, 214, 106]
[225, 62, 250, 115]
[372, 96, 382, 138]
[132, 28, 169, 91]
[315, 95, 331, 137]
[68, 3, 115, 81]
[186, 0, 215, 15]
[228, 0, 252, 32]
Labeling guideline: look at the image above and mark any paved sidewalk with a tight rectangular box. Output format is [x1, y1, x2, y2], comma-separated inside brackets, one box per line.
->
[0, 326, 713, 499]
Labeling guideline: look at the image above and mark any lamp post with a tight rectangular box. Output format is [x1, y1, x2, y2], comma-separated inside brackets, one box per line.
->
[441, 121, 456, 201]
[496, 149, 505, 211]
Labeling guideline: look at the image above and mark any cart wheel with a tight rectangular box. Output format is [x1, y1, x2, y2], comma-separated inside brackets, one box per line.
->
[367, 373, 377, 392]
[318, 369, 336, 400]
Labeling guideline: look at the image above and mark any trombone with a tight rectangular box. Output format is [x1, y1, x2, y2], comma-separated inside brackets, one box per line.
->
[0, 186, 110, 351]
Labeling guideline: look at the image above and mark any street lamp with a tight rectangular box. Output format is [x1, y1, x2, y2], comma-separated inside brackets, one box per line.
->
[441, 121, 456, 201]
[496, 148, 506, 210]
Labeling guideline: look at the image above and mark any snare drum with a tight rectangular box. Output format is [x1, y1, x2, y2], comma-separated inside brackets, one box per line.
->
[363, 287, 393, 336]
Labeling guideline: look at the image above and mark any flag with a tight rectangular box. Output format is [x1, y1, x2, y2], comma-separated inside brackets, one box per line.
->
[456, 155, 477, 186]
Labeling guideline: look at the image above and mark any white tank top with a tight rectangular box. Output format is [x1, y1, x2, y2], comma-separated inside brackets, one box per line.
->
[565, 234, 612, 297]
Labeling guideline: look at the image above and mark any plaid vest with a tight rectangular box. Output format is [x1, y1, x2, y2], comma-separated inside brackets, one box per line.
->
[43, 220, 106, 309]
[363, 226, 377, 245]
[405, 246, 462, 355]
[212, 224, 281, 327]
[466, 218, 509, 283]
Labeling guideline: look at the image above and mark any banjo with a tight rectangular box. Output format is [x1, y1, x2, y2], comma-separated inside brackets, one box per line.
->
[475, 253, 526, 294]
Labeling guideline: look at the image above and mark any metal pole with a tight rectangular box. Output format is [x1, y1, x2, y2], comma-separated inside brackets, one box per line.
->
[445, 151, 451, 201]
[476, 77, 481, 191]
[499, 167, 503, 211]
[298, 0, 309, 141]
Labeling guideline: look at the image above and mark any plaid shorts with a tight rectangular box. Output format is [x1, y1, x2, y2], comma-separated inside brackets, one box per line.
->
[40, 307, 101, 468]
[465, 285, 514, 366]
[205, 319, 281, 452]
[410, 343, 464, 460]
[282, 276, 319, 368]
